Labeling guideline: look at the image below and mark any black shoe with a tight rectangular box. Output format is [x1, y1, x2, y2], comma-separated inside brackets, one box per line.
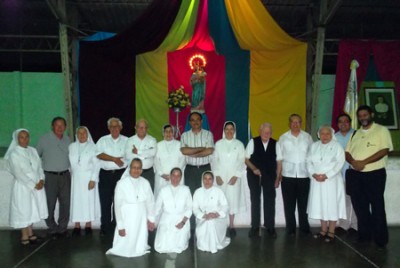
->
[248, 227, 259, 238]
[287, 230, 296, 237]
[347, 228, 358, 237]
[85, 227, 93, 235]
[57, 231, 70, 239]
[229, 228, 237, 238]
[335, 227, 347, 236]
[72, 228, 81, 236]
[376, 243, 387, 251]
[266, 228, 277, 239]
[99, 229, 107, 237]
[28, 235, 42, 244]
[50, 233, 58, 240]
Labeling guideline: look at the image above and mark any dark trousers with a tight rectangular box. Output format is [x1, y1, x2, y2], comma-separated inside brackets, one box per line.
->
[247, 171, 276, 229]
[281, 177, 310, 233]
[142, 167, 155, 192]
[98, 168, 124, 232]
[44, 171, 71, 234]
[184, 164, 211, 196]
[347, 168, 388, 246]
[184, 163, 211, 229]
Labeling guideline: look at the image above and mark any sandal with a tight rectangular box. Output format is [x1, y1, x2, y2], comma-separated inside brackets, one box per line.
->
[324, 232, 335, 243]
[29, 234, 42, 244]
[21, 239, 30, 246]
[313, 231, 327, 240]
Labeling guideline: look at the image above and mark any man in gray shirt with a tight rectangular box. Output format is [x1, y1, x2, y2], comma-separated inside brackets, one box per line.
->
[37, 117, 71, 239]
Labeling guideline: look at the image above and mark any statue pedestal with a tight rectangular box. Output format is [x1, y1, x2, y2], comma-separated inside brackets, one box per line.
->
[173, 108, 182, 138]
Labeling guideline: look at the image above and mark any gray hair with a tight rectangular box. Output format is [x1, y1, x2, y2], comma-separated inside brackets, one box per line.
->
[135, 118, 149, 128]
[107, 117, 123, 128]
[259, 122, 273, 132]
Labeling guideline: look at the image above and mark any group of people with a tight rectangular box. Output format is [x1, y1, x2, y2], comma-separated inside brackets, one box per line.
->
[5, 104, 393, 255]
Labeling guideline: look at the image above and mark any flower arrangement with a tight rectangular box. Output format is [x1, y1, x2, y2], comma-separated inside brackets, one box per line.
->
[167, 85, 191, 111]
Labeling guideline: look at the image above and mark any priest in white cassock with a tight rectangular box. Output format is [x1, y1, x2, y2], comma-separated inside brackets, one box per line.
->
[106, 158, 155, 257]
[193, 171, 230, 253]
[154, 124, 186, 198]
[212, 121, 246, 237]
[151, 167, 192, 253]
[307, 125, 346, 243]
[6, 129, 48, 245]
[69, 126, 101, 236]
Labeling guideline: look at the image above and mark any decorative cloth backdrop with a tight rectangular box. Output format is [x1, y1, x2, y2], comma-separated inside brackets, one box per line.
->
[79, 0, 307, 143]
[332, 40, 400, 126]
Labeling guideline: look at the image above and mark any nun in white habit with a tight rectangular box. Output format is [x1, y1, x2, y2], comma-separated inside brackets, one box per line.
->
[6, 128, 48, 245]
[106, 158, 155, 258]
[193, 171, 230, 253]
[154, 124, 186, 198]
[151, 167, 192, 253]
[212, 121, 246, 236]
[307, 125, 346, 242]
[69, 126, 101, 235]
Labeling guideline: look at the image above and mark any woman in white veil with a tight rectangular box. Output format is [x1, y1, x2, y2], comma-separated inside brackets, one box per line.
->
[6, 128, 48, 245]
[154, 124, 186, 198]
[69, 126, 101, 236]
[212, 121, 246, 237]
[307, 125, 346, 242]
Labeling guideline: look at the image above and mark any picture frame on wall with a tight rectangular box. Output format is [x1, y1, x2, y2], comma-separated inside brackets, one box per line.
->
[365, 87, 399, 130]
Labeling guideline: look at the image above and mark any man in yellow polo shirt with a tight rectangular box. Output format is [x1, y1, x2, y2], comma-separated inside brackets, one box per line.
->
[345, 105, 393, 250]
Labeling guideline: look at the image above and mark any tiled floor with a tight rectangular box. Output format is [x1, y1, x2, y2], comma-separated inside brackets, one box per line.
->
[1, 227, 399, 268]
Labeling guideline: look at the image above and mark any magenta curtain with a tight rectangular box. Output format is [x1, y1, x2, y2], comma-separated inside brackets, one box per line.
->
[332, 40, 400, 126]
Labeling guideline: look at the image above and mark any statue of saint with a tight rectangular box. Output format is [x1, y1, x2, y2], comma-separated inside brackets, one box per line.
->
[190, 62, 206, 113]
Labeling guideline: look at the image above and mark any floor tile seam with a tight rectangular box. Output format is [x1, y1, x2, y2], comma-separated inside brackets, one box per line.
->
[193, 234, 198, 268]
[335, 235, 380, 268]
[13, 239, 50, 268]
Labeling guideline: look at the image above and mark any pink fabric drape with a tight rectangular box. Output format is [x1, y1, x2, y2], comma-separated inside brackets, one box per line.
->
[332, 40, 400, 127]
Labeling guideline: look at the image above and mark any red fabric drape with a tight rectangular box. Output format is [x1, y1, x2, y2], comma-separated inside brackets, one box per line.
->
[167, 0, 226, 140]
[332, 40, 400, 126]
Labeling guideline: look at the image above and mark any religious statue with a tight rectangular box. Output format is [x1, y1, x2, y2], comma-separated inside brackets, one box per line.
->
[190, 62, 206, 113]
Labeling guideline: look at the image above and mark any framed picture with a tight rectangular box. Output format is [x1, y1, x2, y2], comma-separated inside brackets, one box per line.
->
[365, 87, 399, 129]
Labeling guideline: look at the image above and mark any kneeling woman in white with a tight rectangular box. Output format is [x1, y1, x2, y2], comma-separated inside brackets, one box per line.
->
[193, 171, 230, 253]
[151, 167, 192, 253]
[6, 129, 48, 245]
[106, 158, 155, 257]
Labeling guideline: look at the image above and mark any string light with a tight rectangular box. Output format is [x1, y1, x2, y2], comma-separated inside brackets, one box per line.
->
[189, 54, 207, 69]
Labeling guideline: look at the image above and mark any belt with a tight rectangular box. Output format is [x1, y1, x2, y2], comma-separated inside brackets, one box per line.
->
[142, 167, 153, 172]
[45, 170, 69, 176]
[187, 164, 210, 168]
[101, 168, 124, 174]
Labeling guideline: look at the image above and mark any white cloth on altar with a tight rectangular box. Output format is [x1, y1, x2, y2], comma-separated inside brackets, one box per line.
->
[106, 175, 154, 258]
[193, 186, 230, 253]
[212, 138, 246, 214]
[154, 140, 186, 198]
[307, 139, 346, 221]
[8, 145, 48, 228]
[153, 184, 192, 253]
[69, 138, 101, 222]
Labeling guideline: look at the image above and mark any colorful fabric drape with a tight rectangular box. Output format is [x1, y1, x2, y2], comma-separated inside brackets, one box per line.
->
[224, 0, 307, 139]
[79, 0, 307, 143]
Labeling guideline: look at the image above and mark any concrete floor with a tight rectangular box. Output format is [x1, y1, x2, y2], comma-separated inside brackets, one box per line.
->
[1, 227, 399, 268]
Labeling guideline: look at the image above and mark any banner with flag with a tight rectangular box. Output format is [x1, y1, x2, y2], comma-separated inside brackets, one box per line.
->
[344, 59, 359, 129]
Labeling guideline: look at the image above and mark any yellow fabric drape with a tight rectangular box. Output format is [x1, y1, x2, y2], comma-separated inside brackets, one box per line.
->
[225, 0, 307, 138]
[136, 0, 199, 140]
